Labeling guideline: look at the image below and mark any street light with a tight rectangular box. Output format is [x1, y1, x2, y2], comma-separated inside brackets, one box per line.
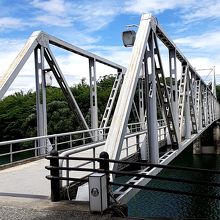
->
[122, 24, 138, 47]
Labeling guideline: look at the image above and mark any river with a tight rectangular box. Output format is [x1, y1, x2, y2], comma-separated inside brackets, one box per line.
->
[127, 145, 220, 219]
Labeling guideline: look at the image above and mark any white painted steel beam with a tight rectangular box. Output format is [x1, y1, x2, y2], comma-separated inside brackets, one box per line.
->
[100, 70, 124, 128]
[34, 47, 48, 155]
[145, 31, 159, 163]
[0, 31, 40, 99]
[47, 34, 125, 71]
[104, 14, 153, 169]
[169, 48, 179, 141]
[44, 47, 91, 132]
[89, 58, 98, 136]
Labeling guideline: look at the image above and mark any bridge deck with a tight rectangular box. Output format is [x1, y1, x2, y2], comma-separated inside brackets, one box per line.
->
[0, 159, 50, 199]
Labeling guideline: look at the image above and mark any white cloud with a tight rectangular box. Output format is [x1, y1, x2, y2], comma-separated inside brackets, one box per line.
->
[31, 0, 69, 14]
[0, 39, 25, 73]
[124, 0, 220, 28]
[30, 0, 119, 31]
[35, 15, 73, 27]
[2, 0, 220, 96]
[71, 1, 119, 32]
[174, 30, 220, 50]
[124, 0, 193, 14]
[172, 30, 220, 84]
[0, 38, 36, 96]
[0, 17, 24, 30]
[181, 1, 220, 23]
[31, 0, 75, 27]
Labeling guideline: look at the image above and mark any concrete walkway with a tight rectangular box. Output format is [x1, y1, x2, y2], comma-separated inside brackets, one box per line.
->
[0, 159, 50, 199]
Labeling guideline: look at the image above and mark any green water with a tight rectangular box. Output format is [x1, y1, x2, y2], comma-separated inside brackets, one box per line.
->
[127, 146, 220, 219]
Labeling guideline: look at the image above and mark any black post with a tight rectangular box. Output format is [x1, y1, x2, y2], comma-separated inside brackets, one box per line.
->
[50, 149, 60, 202]
[99, 151, 110, 206]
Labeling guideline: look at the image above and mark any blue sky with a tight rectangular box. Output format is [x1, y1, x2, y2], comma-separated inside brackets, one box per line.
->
[0, 0, 220, 94]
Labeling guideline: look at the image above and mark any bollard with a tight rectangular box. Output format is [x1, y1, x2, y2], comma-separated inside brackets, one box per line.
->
[99, 151, 110, 206]
[50, 149, 60, 202]
[99, 151, 109, 171]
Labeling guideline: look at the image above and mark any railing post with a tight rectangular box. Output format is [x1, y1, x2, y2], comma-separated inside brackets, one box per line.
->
[50, 149, 60, 202]
[99, 151, 110, 206]
[10, 144, 13, 163]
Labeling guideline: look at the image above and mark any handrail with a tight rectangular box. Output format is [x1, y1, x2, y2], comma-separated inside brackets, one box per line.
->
[59, 129, 148, 168]
[0, 121, 157, 166]
[45, 153, 220, 202]
[0, 121, 149, 146]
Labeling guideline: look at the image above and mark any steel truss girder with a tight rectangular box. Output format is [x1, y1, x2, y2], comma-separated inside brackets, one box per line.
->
[109, 13, 220, 203]
[188, 73, 198, 134]
[100, 70, 124, 128]
[0, 31, 125, 142]
[153, 34, 178, 149]
[44, 47, 90, 132]
[195, 79, 202, 130]
[178, 65, 198, 139]
[200, 84, 206, 127]
[104, 13, 220, 170]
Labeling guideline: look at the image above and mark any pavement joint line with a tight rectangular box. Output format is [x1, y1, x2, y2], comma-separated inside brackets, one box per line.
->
[0, 192, 49, 199]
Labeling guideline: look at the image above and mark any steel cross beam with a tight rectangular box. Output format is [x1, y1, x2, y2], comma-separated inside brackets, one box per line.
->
[0, 31, 125, 143]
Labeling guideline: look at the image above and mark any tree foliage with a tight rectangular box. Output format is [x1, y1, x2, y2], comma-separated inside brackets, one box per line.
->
[0, 75, 115, 141]
[216, 85, 220, 103]
[0, 75, 219, 142]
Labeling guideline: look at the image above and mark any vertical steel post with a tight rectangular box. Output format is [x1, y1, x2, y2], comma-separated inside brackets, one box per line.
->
[145, 32, 159, 164]
[196, 80, 202, 130]
[89, 58, 98, 141]
[185, 72, 191, 139]
[10, 144, 13, 163]
[169, 48, 179, 141]
[204, 87, 208, 125]
[207, 91, 211, 123]
[139, 65, 145, 125]
[34, 46, 48, 155]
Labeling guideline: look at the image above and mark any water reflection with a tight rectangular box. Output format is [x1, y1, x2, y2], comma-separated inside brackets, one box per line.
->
[127, 146, 220, 219]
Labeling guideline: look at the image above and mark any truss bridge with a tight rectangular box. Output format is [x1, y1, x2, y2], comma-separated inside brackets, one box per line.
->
[0, 13, 219, 212]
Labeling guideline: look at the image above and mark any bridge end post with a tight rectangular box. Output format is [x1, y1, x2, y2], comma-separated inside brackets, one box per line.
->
[50, 149, 60, 202]
[99, 151, 110, 206]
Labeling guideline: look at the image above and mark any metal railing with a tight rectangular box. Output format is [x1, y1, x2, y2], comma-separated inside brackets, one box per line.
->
[45, 152, 220, 203]
[0, 126, 108, 165]
[1, 121, 165, 166]
[58, 129, 149, 187]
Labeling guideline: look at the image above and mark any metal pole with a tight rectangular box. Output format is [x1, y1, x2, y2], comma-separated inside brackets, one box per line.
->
[89, 58, 98, 141]
[169, 48, 179, 141]
[99, 151, 110, 206]
[41, 46, 48, 153]
[145, 31, 159, 164]
[185, 72, 191, 139]
[34, 46, 47, 155]
[50, 149, 60, 202]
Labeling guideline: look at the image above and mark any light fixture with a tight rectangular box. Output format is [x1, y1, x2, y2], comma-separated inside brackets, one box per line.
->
[122, 24, 138, 47]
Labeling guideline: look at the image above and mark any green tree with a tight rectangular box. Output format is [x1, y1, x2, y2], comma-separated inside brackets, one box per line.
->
[216, 85, 220, 103]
